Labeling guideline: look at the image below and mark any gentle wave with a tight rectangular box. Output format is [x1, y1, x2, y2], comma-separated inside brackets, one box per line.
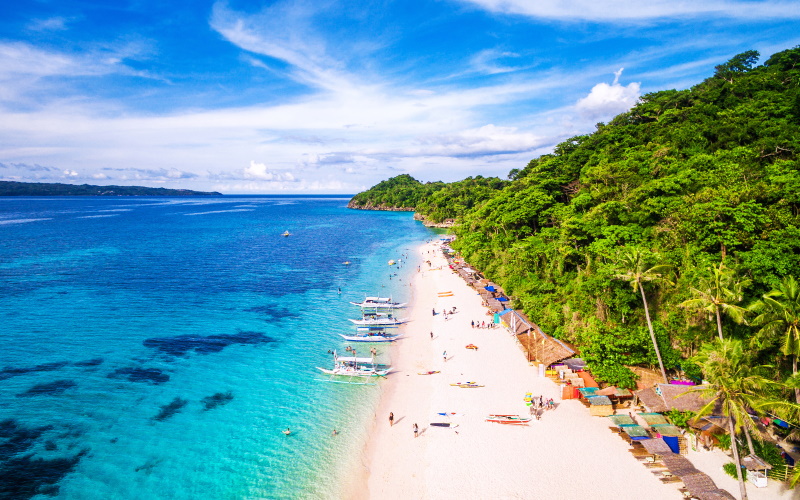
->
[0, 217, 52, 225]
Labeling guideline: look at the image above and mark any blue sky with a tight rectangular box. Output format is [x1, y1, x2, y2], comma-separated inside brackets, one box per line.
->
[1, 0, 798, 193]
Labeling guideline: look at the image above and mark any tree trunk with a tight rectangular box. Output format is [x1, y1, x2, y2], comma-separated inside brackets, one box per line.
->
[715, 306, 725, 341]
[639, 281, 668, 384]
[745, 428, 755, 457]
[794, 356, 800, 404]
[729, 416, 748, 500]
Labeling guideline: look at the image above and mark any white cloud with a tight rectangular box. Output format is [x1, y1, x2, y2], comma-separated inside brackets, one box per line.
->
[456, 0, 800, 21]
[243, 161, 297, 181]
[576, 70, 641, 120]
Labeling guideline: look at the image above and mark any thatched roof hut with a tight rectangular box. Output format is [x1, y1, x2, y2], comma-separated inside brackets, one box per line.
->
[634, 384, 712, 413]
[503, 310, 576, 366]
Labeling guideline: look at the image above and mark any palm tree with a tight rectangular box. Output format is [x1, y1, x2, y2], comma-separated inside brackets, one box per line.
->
[749, 276, 800, 403]
[615, 247, 671, 384]
[683, 339, 800, 500]
[679, 262, 750, 341]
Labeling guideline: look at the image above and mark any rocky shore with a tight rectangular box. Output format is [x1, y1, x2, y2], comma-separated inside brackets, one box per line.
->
[346, 201, 455, 228]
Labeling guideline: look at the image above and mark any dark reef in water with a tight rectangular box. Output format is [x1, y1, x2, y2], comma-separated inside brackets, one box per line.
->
[143, 330, 277, 357]
[0, 420, 54, 462]
[73, 358, 104, 367]
[0, 449, 88, 499]
[134, 457, 161, 473]
[0, 361, 69, 381]
[16, 380, 77, 398]
[201, 391, 234, 411]
[108, 367, 170, 384]
[153, 397, 189, 421]
[243, 304, 300, 321]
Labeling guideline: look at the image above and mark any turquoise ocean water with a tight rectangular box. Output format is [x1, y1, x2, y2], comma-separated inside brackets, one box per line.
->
[0, 196, 432, 500]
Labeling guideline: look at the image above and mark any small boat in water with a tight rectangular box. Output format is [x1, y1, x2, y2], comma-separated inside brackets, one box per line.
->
[350, 296, 407, 309]
[282, 230, 291, 237]
[486, 414, 531, 425]
[316, 351, 391, 384]
[349, 311, 408, 326]
[339, 327, 403, 342]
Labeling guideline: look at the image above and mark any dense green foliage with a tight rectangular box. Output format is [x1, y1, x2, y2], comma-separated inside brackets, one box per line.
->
[351, 46, 800, 388]
[348, 174, 507, 222]
[0, 181, 221, 196]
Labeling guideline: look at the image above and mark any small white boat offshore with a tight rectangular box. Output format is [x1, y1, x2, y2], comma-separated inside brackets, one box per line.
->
[316, 351, 391, 384]
[350, 296, 408, 309]
[282, 230, 291, 237]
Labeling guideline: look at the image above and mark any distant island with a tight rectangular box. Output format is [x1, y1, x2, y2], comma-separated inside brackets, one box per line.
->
[0, 181, 222, 197]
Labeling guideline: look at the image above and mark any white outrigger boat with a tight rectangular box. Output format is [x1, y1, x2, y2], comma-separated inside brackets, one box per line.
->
[316, 351, 392, 384]
[340, 326, 403, 342]
[348, 314, 408, 326]
[350, 296, 408, 309]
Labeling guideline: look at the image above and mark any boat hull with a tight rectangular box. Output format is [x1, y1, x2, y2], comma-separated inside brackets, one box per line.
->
[339, 334, 402, 342]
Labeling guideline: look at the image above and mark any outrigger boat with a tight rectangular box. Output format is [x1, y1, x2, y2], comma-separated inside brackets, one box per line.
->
[348, 311, 408, 326]
[316, 350, 391, 385]
[339, 326, 403, 342]
[486, 414, 531, 425]
[350, 296, 408, 309]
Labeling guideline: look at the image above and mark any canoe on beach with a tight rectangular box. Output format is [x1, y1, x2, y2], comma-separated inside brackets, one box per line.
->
[430, 422, 459, 428]
[418, 370, 441, 375]
[486, 414, 531, 425]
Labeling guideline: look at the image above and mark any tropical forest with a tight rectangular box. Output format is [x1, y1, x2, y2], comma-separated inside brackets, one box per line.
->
[350, 46, 800, 493]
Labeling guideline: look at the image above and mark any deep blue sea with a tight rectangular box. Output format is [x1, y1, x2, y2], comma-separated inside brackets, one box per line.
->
[0, 196, 432, 500]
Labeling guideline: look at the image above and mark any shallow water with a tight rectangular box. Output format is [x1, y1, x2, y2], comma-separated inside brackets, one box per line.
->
[0, 196, 431, 499]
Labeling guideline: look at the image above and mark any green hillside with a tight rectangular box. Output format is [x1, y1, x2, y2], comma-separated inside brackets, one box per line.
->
[0, 181, 222, 196]
[350, 46, 800, 388]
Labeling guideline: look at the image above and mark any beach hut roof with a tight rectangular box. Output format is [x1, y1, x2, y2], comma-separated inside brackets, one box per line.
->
[587, 395, 613, 406]
[634, 384, 712, 413]
[742, 454, 772, 471]
[641, 437, 674, 455]
[562, 358, 587, 371]
[485, 298, 505, 312]
[607, 414, 636, 426]
[638, 412, 669, 426]
[651, 424, 682, 437]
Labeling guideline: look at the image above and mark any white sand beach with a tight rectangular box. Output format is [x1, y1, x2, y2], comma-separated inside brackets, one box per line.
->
[359, 241, 685, 500]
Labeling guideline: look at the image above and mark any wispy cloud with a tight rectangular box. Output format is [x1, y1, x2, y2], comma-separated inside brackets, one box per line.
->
[26, 17, 74, 32]
[455, 0, 800, 21]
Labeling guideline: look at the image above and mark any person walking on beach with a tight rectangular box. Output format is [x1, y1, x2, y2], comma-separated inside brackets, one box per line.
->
[443, 351, 447, 362]
[430, 331, 433, 339]
[471, 320, 475, 328]
[413, 423, 419, 438]
[389, 412, 394, 427]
